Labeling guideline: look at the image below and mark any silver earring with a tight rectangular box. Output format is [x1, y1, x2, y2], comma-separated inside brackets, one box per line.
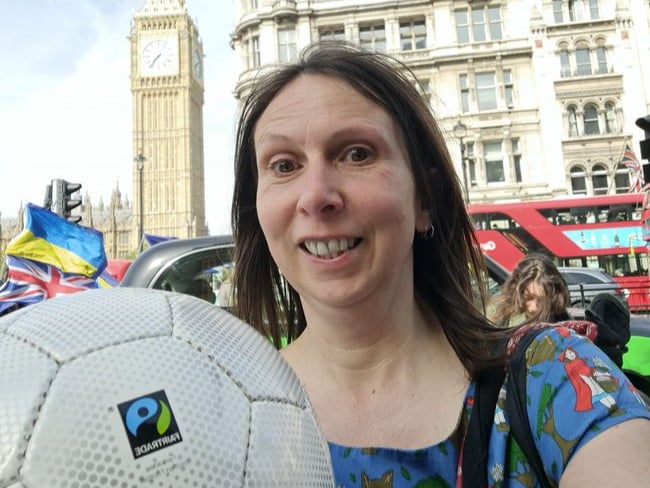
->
[418, 224, 435, 240]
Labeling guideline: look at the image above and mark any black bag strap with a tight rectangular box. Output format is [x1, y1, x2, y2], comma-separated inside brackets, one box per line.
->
[461, 365, 506, 488]
[505, 328, 554, 488]
[462, 327, 554, 488]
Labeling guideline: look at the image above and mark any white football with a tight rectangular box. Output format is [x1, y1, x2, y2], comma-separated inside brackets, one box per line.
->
[0, 288, 334, 487]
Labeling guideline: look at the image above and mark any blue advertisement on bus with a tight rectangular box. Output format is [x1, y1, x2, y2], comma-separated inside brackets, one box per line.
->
[563, 227, 645, 250]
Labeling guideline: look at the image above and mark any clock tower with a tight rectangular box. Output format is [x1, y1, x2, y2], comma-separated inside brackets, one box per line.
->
[130, 0, 207, 246]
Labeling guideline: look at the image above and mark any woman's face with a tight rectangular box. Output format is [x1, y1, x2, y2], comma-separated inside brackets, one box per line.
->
[523, 281, 544, 317]
[253, 74, 428, 309]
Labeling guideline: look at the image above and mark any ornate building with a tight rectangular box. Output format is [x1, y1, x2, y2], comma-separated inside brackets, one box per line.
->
[82, 186, 133, 260]
[231, 0, 650, 202]
[129, 0, 208, 248]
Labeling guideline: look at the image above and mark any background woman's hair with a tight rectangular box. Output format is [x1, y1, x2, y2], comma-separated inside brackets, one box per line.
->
[490, 253, 571, 325]
[231, 42, 509, 376]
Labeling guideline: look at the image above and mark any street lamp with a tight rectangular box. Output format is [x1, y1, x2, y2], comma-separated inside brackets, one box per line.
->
[134, 152, 146, 251]
[453, 120, 470, 203]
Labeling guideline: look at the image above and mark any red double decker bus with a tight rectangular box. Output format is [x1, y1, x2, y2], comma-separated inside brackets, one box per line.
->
[468, 194, 650, 311]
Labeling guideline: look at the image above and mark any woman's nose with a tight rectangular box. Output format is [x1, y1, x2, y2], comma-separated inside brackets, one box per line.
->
[296, 163, 344, 216]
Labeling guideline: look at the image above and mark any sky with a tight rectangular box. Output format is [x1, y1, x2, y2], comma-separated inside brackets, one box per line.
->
[0, 0, 238, 235]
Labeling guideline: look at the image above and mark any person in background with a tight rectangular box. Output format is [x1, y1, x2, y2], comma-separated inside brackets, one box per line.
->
[230, 42, 650, 487]
[217, 267, 234, 308]
[489, 253, 571, 327]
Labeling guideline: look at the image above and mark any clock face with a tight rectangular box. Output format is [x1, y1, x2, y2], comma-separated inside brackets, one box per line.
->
[192, 48, 203, 79]
[140, 36, 178, 76]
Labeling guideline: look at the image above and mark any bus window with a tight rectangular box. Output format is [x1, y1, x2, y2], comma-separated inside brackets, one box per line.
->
[471, 212, 519, 230]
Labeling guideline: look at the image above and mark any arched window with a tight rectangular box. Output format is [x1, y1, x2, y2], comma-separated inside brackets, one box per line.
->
[614, 163, 631, 193]
[568, 105, 579, 136]
[592, 164, 608, 195]
[570, 165, 587, 194]
[583, 104, 599, 135]
[605, 102, 617, 133]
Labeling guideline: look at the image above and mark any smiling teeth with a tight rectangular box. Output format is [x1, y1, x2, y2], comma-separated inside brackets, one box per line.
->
[304, 238, 359, 258]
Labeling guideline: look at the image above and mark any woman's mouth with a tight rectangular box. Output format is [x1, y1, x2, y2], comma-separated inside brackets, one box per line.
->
[302, 238, 362, 259]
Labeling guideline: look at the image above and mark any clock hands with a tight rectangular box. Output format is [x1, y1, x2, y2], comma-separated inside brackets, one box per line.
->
[149, 53, 163, 68]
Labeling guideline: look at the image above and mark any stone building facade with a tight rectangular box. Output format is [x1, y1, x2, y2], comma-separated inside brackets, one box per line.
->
[230, 0, 650, 202]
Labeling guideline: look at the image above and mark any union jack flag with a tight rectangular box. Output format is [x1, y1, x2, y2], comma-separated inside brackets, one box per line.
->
[0, 255, 98, 315]
[622, 143, 644, 193]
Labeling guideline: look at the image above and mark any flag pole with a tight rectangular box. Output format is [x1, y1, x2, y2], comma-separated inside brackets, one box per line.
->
[608, 137, 628, 193]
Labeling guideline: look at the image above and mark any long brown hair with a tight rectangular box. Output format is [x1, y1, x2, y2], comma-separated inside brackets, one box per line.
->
[231, 42, 509, 376]
[490, 253, 571, 326]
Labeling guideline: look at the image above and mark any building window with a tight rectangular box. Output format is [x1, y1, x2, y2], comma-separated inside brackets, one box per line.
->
[605, 102, 617, 133]
[454, 10, 470, 44]
[554, 0, 601, 23]
[504, 70, 514, 108]
[596, 45, 607, 74]
[476, 72, 497, 111]
[359, 23, 386, 52]
[487, 5, 503, 40]
[459, 74, 469, 113]
[553, 0, 563, 22]
[570, 165, 587, 194]
[245, 36, 260, 69]
[560, 47, 571, 77]
[512, 138, 522, 183]
[615, 163, 631, 193]
[484, 141, 504, 183]
[245, 0, 258, 13]
[471, 8, 487, 42]
[575, 44, 591, 75]
[319, 26, 345, 42]
[400, 19, 426, 51]
[592, 164, 608, 195]
[569, 0, 601, 21]
[277, 28, 297, 63]
[455, 5, 502, 44]
[583, 104, 600, 135]
[467, 142, 477, 185]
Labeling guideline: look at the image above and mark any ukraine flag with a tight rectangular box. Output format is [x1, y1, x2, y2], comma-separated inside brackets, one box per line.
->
[6, 204, 107, 278]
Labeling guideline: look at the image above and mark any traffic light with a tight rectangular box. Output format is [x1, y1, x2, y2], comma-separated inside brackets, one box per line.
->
[43, 183, 53, 210]
[52, 179, 83, 223]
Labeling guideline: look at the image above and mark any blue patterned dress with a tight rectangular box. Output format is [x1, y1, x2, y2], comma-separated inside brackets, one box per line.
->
[328, 328, 650, 488]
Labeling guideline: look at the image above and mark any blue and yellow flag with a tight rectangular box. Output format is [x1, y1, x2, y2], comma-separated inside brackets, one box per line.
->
[6, 204, 107, 278]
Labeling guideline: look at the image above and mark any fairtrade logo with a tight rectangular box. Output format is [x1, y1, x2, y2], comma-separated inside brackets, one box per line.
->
[117, 390, 182, 459]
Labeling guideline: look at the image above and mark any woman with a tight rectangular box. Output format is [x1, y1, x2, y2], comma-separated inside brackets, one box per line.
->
[490, 253, 571, 327]
[231, 43, 649, 487]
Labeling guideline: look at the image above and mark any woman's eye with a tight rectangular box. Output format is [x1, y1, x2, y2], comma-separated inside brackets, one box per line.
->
[270, 159, 296, 174]
[344, 146, 371, 163]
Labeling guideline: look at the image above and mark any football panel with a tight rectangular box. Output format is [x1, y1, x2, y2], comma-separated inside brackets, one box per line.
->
[0, 306, 30, 333]
[0, 336, 57, 486]
[169, 294, 307, 405]
[246, 401, 335, 487]
[22, 337, 252, 488]
[0, 289, 174, 362]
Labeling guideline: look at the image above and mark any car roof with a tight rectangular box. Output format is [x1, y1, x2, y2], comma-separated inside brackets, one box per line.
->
[120, 234, 234, 288]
